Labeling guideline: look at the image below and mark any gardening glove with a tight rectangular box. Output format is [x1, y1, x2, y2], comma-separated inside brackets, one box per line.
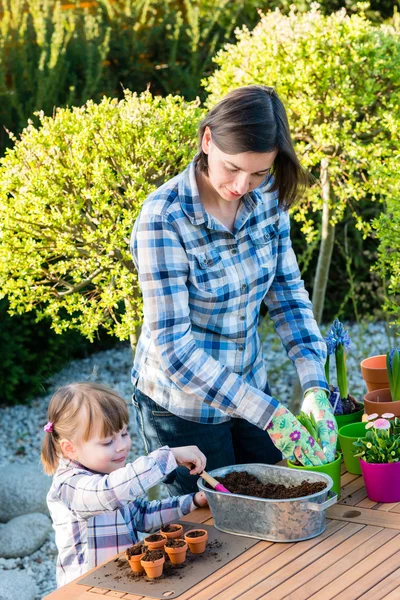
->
[266, 404, 328, 467]
[301, 388, 338, 463]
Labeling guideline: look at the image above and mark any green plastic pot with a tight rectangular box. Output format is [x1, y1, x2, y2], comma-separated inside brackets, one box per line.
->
[335, 403, 364, 451]
[287, 452, 342, 498]
[338, 422, 367, 475]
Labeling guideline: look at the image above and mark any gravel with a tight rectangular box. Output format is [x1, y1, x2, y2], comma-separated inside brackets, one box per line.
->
[0, 320, 394, 598]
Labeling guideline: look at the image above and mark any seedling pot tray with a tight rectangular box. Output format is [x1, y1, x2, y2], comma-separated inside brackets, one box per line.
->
[197, 463, 337, 542]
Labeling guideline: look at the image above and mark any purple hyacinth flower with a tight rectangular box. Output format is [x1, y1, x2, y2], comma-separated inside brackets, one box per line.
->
[290, 430, 301, 442]
[325, 319, 351, 355]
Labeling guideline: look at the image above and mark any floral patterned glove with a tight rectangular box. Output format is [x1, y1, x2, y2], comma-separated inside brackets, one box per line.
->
[301, 388, 338, 463]
[266, 404, 328, 466]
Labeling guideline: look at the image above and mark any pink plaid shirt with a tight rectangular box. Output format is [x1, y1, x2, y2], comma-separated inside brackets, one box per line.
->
[47, 447, 195, 587]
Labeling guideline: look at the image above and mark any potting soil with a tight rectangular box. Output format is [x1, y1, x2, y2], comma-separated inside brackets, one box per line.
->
[185, 530, 205, 538]
[217, 470, 326, 498]
[126, 542, 145, 557]
[161, 524, 181, 532]
[142, 549, 164, 562]
[165, 539, 186, 548]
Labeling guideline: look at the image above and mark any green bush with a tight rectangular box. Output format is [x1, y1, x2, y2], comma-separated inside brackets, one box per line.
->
[0, 90, 203, 345]
[204, 5, 400, 322]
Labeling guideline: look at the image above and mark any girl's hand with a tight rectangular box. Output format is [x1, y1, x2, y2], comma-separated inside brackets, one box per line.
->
[301, 388, 338, 463]
[194, 491, 208, 507]
[266, 404, 328, 466]
[170, 446, 207, 474]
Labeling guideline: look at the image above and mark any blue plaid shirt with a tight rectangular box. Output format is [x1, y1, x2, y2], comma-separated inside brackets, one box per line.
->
[47, 448, 195, 587]
[130, 160, 328, 428]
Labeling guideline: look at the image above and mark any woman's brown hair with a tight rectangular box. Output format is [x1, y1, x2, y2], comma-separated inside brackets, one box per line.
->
[41, 382, 129, 475]
[196, 85, 309, 209]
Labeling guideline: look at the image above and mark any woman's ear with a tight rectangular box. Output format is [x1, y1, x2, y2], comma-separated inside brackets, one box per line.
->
[59, 438, 78, 461]
[202, 126, 212, 154]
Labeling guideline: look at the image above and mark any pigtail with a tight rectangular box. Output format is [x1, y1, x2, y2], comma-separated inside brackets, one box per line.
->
[41, 428, 60, 475]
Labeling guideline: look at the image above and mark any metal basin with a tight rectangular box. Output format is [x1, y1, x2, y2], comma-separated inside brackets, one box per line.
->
[197, 463, 338, 542]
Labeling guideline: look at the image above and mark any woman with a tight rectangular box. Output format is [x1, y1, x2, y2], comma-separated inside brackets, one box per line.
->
[130, 85, 337, 495]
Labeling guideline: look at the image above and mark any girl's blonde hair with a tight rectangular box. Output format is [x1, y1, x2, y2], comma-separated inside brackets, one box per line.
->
[41, 382, 129, 475]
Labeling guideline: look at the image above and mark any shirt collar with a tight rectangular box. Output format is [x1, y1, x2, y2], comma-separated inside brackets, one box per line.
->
[179, 158, 262, 230]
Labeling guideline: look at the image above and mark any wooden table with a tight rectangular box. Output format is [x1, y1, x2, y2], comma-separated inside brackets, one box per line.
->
[43, 463, 400, 600]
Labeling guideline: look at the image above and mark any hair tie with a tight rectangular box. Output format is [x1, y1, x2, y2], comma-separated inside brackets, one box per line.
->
[44, 422, 54, 433]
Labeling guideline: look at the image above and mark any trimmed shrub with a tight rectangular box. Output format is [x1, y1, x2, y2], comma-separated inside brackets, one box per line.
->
[0, 91, 203, 345]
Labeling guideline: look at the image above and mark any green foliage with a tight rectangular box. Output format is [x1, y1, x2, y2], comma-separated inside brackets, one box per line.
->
[374, 194, 400, 326]
[204, 5, 400, 317]
[0, 0, 110, 155]
[97, 0, 263, 101]
[0, 90, 203, 341]
[298, 411, 319, 443]
[387, 349, 400, 401]
[353, 415, 400, 463]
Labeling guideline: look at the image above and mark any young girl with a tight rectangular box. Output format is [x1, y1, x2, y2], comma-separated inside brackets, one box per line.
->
[41, 381, 208, 588]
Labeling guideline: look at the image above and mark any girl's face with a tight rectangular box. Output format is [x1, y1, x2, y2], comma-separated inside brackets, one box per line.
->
[65, 422, 132, 474]
[202, 127, 278, 202]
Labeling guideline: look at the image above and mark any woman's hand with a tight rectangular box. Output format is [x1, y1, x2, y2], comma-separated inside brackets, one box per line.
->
[170, 446, 207, 474]
[301, 388, 338, 463]
[266, 404, 328, 466]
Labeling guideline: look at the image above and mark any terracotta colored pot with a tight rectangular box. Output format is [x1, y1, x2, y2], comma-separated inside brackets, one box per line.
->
[144, 534, 167, 550]
[164, 539, 188, 564]
[184, 529, 208, 554]
[360, 355, 389, 392]
[126, 550, 146, 574]
[141, 554, 165, 579]
[160, 523, 183, 539]
[364, 388, 400, 418]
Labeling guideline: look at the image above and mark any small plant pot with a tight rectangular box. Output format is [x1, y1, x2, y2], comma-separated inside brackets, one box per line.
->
[287, 452, 342, 498]
[144, 533, 167, 550]
[335, 402, 364, 451]
[184, 529, 208, 554]
[126, 543, 146, 574]
[364, 388, 400, 418]
[360, 459, 400, 503]
[141, 551, 165, 579]
[160, 523, 183, 539]
[338, 422, 367, 475]
[164, 539, 188, 564]
[360, 355, 389, 392]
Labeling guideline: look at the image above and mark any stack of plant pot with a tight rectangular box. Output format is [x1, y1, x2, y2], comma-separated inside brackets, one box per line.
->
[125, 525, 208, 579]
[361, 352, 400, 417]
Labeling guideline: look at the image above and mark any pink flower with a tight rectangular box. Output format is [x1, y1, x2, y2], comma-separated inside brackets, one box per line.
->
[366, 413, 379, 421]
[373, 418, 391, 430]
[365, 422, 374, 430]
[381, 413, 395, 419]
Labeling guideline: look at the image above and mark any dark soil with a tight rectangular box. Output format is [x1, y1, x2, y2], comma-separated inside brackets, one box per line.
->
[142, 549, 164, 562]
[216, 471, 326, 499]
[165, 539, 186, 548]
[185, 530, 206, 538]
[161, 524, 181, 533]
[145, 534, 165, 542]
[126, 542, 145, 557]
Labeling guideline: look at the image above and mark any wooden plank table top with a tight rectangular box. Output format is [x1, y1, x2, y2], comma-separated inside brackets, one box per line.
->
[43, 463, 400, 600]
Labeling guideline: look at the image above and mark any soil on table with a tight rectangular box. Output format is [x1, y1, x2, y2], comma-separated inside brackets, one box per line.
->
[216, 471, 326, 499]
[185, 530, 206, 538]
[165, 539, 186, 548]
[161, 524, 181, 532]
[145, 534, 165, 542]
[142, 549, 164, 562]
[126, 542, 145, 557]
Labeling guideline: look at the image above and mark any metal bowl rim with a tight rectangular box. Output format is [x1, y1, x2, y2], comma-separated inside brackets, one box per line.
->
[197, 462, 333, 503]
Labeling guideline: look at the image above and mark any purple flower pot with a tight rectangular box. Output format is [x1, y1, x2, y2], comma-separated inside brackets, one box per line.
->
[360, 459, 400, 503]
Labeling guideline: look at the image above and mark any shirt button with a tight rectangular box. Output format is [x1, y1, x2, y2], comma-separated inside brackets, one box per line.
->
[240, 315, 245, 321]
[231, 248, 238, 255]
[241, 284, 247, 292]
[238, 345, 244, 352]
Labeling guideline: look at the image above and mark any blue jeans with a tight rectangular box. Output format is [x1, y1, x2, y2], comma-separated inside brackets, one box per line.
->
[132, 387, 282, 496]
